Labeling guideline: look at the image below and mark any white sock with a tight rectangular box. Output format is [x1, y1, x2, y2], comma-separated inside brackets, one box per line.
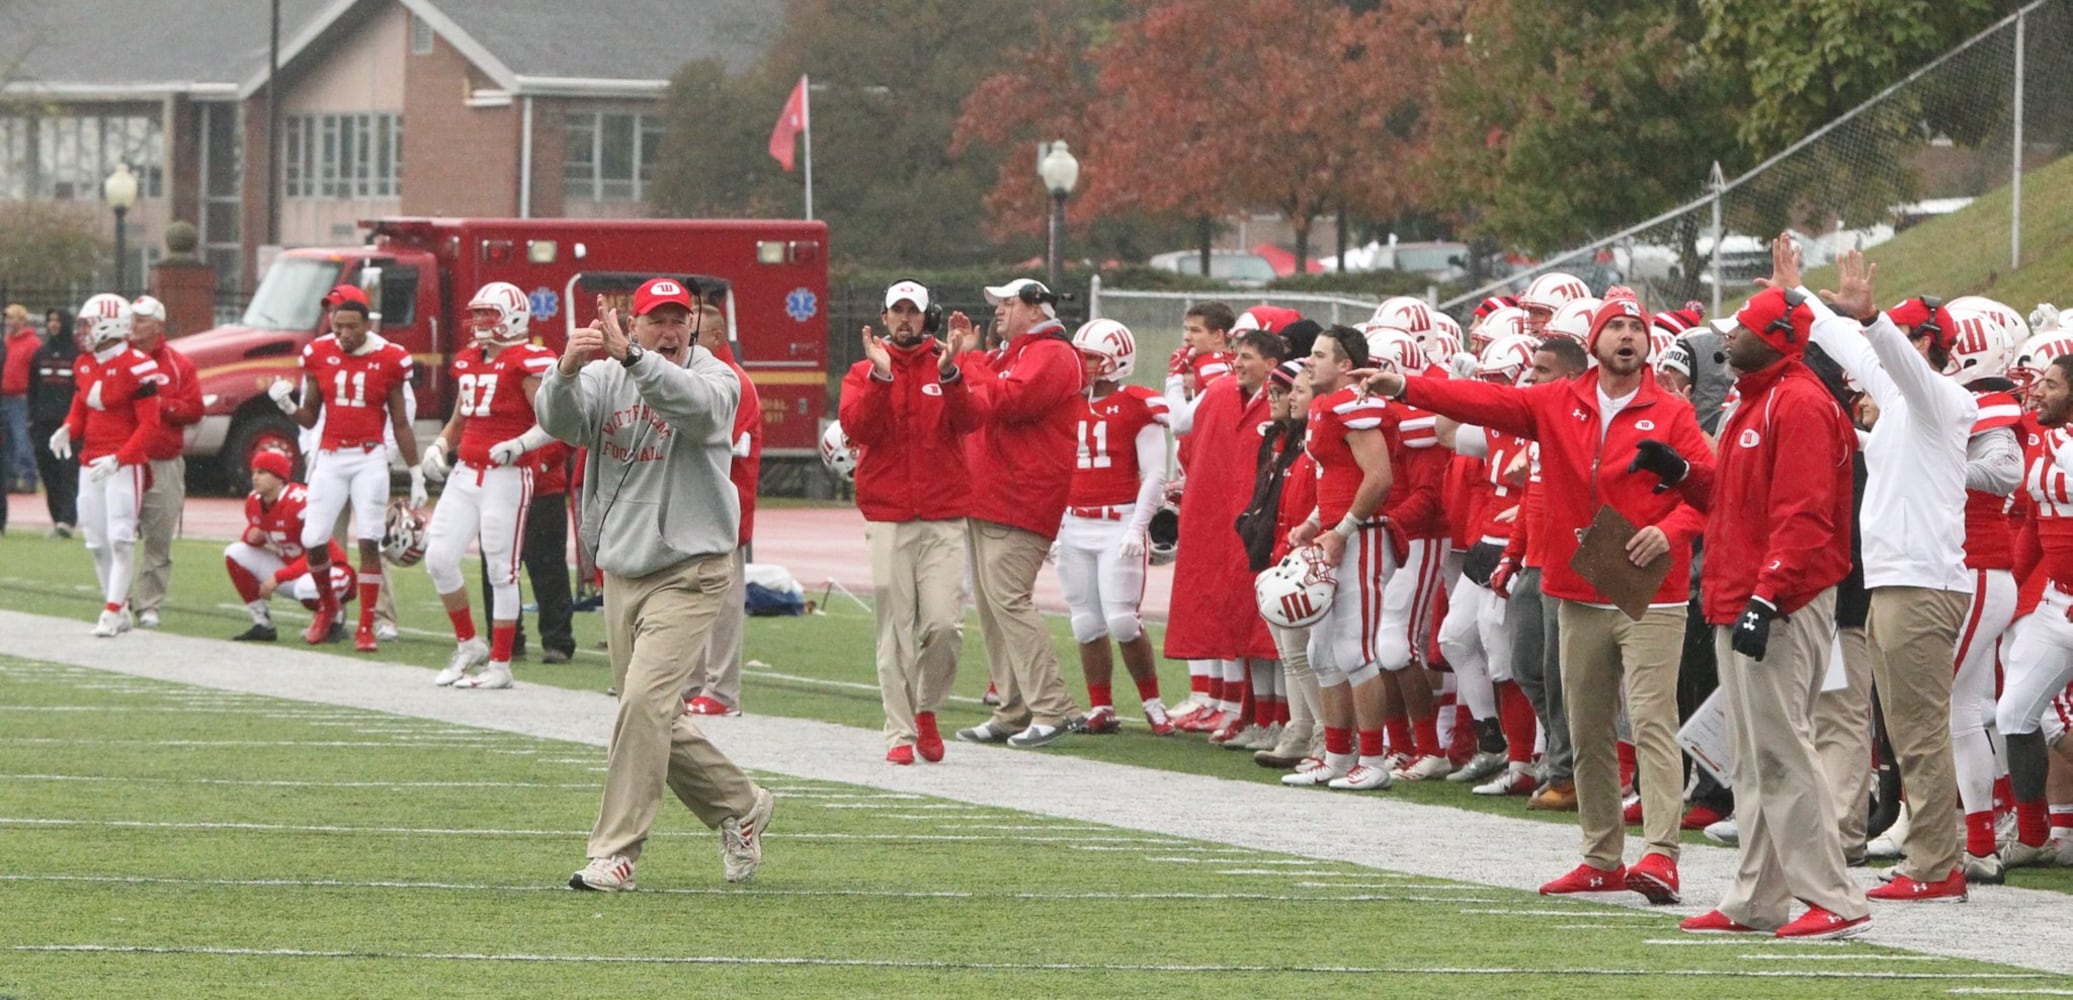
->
[247, 600, 272, 625]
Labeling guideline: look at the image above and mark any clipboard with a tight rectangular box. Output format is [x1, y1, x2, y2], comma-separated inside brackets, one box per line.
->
[1567, 505, 1672, 621]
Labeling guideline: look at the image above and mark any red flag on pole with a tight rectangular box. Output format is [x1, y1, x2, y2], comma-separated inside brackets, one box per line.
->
[768, 75, 808, 172]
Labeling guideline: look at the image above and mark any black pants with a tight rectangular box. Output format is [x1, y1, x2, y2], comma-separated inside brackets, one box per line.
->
[478, 491, 574, 658]
[31, 420, 77, 527]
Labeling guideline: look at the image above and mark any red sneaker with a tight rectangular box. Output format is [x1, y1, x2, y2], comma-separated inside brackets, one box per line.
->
[1207, 717, 1246, 744]
[1866, 868, 1967, 903]
[1143, 702, 1176, 736]
[980, 682, 1001, 706]
[914, 712, 945, 762]
[1681, 803, 1726, 830]
[885, 745, 915, 766]
[1679, 910, 1761, 935]
[303, 607, 337, 645]
[1182, 709, 1227, 734]
[1776, 906, 1871, 940]
[1622, 796, 1644, 827]
[1625, 853, 1681, 904]
[353, 625, 377, 653]
[1539, 862, 1627, 895]
[685, 696, 740, 717]
[1081, 706, 1122, 734]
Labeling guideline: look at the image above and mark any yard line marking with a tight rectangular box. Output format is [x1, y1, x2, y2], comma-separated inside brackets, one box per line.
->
[1646, 939, 1850, 947]
[0, 774, 597, 790]
[815, 803, 987, 811]
[1458, 909, 1662, 919]
[0, 738, 534, 749]
[1948, 990, 2073, 996]
[0, 817, 1179, 843]
[1741, 954, 1945, 962]
[5, 944, 2050, 979]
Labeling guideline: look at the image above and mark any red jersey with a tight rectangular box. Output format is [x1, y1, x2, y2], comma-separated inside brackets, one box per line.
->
[2021, 421, 2073, 589]
[1477, 429, 1532, 542]
[64, 347, 162, 466]
[1381, 401, 1447, 540]
[1191, 350, 1234, 388]
[246, 482, 316, 560]
[1444, 453, 1488, 551]
[452, 342, 556, 467]
[1963, 388, 2022, 571]
[1070, 385, 1169, 507]
[302, 334, 413, 450]
[1305, 386, 1397, 526]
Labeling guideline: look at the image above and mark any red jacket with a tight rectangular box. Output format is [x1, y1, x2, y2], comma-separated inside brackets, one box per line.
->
[723, 357, 763, 543]
[140, 341, 203, 461]
[2, 327, 39, 395]
[1678, 358, 1856, 624]
[1164, 375, 1279, 660]
[839, 338, 977, 523]
[1403, 368, 1712, 607]
[64, 347, 163, 466]
[530, 441, 573, 497]
[944, 321, 1083, 539]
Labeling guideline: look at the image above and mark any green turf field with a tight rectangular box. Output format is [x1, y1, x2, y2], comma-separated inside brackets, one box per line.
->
[2, 654, 2066, 998]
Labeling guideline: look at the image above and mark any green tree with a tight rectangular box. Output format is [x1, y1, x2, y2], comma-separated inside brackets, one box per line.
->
[0, 201, 107, 291]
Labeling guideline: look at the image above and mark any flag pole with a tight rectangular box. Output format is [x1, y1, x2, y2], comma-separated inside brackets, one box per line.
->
[800, 74, 813, 221]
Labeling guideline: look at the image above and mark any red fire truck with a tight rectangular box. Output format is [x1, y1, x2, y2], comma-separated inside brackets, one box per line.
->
[175, 217, 829, 488]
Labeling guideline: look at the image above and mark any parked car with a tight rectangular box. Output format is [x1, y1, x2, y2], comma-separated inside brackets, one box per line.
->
[1147, 249, 1279, 287]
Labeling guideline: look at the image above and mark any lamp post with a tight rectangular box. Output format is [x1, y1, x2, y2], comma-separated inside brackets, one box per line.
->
[104, 162, 139, 296]
[1038, 141, 1079, 290]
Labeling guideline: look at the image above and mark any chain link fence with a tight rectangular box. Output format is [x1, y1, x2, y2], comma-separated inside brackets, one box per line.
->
[1086, 279, 1383, 389]
[1438, 0, 2073, 325]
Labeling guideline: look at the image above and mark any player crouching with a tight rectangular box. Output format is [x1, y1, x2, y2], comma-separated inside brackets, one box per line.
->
[224, 449, 355, 640]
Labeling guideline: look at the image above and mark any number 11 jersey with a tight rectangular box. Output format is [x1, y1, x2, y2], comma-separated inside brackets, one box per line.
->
[301, 334, 415, 450]
[1069, 384, 1169, 507]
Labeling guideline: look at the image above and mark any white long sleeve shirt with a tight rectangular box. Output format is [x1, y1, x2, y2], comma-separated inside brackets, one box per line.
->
[1804, 290, 1975, 592]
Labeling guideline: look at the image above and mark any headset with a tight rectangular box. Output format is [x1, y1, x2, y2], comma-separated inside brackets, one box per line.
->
[888, 278, 943, 334]
[1914, 294, 1947, 346]
[1015, 280, 1060, 308]
[1768, 287, 1813, 344]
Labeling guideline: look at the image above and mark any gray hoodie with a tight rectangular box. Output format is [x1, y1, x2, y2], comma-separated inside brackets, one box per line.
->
[535, 345, 740, 578]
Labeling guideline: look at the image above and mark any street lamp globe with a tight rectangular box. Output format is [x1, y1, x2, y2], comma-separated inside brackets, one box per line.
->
[103, 161, 139, 211]
[1039, 141, 1079, 197]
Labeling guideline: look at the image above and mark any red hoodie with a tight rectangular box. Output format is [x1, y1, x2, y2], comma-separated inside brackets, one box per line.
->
[1402, 367, 1712, 607]
[139, 341, 204, 461]
[944, 320, 1083, 538]
[838, 338, 977, 523]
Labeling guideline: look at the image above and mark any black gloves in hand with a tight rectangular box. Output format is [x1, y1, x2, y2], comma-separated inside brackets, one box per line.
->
[1732, 598, 1781, 661]
[1627, 438, 1689, 493]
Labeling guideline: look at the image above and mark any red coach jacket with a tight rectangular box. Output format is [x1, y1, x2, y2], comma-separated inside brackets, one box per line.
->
[944, 320, 1082, 539]
[838, 338, 977, 523]
[1402, 368, 1712, 607]
[140, 341, 203, 461]
[1676, 358, 1856, 624]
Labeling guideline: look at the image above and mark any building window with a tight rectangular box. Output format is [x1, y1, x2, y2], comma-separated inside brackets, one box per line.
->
[282, 113, 402, 199]
[411, 14, 435, 55]
[0, 111, 165, 201]
[563, 111, 662, 202]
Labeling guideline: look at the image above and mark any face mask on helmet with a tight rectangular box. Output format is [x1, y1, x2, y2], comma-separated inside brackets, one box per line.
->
[77, 292, 133, 351]
[819, 421, 860, 483]
[467, 282, 531, 344]
[1070, 319, 1138, 382]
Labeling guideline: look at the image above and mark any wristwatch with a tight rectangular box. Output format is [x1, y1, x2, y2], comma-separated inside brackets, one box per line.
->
[620, 343, 644, 369]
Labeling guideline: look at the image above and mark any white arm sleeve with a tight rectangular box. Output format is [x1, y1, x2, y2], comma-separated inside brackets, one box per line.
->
[1454, 424, 1490, 459]
[1965, 426, 2021, 495]
[1162, 374, 1199, 435]
[1125, 423, 1169, 536]
[1861, 311, 1971, 428]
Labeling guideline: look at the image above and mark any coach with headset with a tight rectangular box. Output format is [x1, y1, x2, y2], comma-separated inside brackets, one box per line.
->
[840, 280, 981, 765]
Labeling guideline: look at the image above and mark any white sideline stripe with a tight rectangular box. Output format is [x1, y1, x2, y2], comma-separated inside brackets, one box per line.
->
[742, 666, 985, 706]
[1949, 990, 2073, 996]
[1066, 845, 1240, 853]
[0, 817, 1177, 843]
[1294, 879, 1414, 887]
[1646, 939, 1850, 947]
[0, 706, 371, 716]
[815, 803, 985, 811]
[0, 774, 597, 790]
[1460, 909, 1663, 919]
[1217, 869, 1373, 876]
[0, 738, 530, 748]
[5, 944, 2049, 979]
[1741, 954, 1946, 962]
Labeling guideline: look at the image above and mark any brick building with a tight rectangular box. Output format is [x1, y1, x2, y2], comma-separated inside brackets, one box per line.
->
[1, 0, 779, 292]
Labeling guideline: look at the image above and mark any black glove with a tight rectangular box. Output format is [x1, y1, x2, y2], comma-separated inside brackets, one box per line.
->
[1627, 438, 1688, 493]
[1731, 598, 1781, 661]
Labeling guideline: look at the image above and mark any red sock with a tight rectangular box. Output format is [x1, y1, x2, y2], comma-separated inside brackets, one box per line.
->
[315, 565, 339, 616]
[1191, 673, 1211, 697]
[448, 607, 477, 643]
[1253, 689, 1274, 727]
[226, 558, 262, 603]
[1413, 715, 1442, 758]
[1385, 716, 1413, 754]
[1235, 681, 1254, 723]
[1497, 681, 1537, 764]
[357, 574, 381, 630]
[104, 601, 122, 613]
[1207, 676, 1225, 708]
[490, 623, 516, 663]
[2018, 799, 2051, 847]
[1965, 811, 1998, 858]
[1617, 740, 1637, 789]
[1324, 726, 1354, 755]
[2053, 806, 2073, 831]
[1358, 729, 1385, 757]
[1132, 674, 1160, 704]
[1087, 683, 1114, 709]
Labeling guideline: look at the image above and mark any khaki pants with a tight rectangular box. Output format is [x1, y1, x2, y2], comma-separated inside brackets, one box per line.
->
[1558, 601, 1686, 869]
[1868, 585, 1969, 881]
[970, 519, 1077, 729]
[130, 456, 185, 616]
[1813, 625, 1875, 856]
[684, 548, 748, 709]
[588, 553, 759, 861]
[1714, 589, 1868, 928]
[870, 519, 967, 748]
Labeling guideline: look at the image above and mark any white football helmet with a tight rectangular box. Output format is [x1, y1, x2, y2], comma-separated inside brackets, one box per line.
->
[1360, 324, 1425, 374]
[381, 498, 428, 567]
[819, 421, 860, 483]
[467, 281, 531, 343]
[1255, 546, 1336, 629]
[1428, 312, 1465, 364]
[1943, 310, 2020, 386]
[1370, 297, 1437, 351]
[1071, 318, 1138, 381]
[1471, 305, 1530, 353]
[1948, 296, 2031, 346]
[1477, 332, 1540, 386]
[1545, 296, 1602, 344]
[1148, 502, 1179, 566]
[2011, 330, 2073, 391]
[77, 293, 133, 350]
[1519, 271, 1590, 315]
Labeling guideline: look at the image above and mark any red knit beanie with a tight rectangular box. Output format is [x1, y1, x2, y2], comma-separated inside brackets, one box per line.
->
[1586, 288, 1648, 354]
[1733, 288, 1814, 359]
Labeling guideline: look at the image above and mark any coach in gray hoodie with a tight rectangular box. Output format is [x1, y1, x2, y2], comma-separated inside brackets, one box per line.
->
[537, 277, 773, 893]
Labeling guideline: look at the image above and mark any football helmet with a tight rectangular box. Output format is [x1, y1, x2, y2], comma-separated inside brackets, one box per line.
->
[1471, 305, 1530, 353]
[1255, 545, 1336, 629]
[1370, 296, 1437, 342]
[820, 421, 859, 483]
[1477, 332, 1540, 386]
[1148, 502, 1180, 566]
[1949, 296, 2031, 346]
[1072, 319, 1138, 381]
[1428, 312, 1465, 364]
[467, 281, 531, 343]
[2010, 330, 2073, 391]
[381, 498, 428, 567]
[1361, 324, 1425, 375]
[1545, 296, 1602, 344]
[76, 293, 133, 351]
[1943, 310, 2019, 386]
[1519, 271, 1590, 315]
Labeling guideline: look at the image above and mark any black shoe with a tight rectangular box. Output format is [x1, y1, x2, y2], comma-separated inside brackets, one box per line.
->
[323, 621, 345, 643]
[232, 623, 279, 642]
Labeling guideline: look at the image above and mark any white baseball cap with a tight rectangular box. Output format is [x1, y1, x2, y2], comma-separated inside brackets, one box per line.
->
[983, 278, 1053, 307]
[884, 280, 930, 312]
[131, 295, 167, 321]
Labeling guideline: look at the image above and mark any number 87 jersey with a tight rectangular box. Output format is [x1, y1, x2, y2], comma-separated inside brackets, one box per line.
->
[452, 341, 558, 468]
[301, 334, 415, 450]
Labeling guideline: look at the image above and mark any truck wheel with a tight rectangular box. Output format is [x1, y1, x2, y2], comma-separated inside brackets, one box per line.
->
[222, 412, 302, 494]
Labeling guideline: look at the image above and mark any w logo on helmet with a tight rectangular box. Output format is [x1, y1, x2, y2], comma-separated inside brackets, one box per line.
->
[1952, 317, 1990, 355]
[1280, 591, 1317, 623]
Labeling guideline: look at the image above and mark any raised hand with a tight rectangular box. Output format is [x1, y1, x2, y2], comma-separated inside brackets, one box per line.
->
[1819, 250, 1878, 321]
[861, 326, 892, 378]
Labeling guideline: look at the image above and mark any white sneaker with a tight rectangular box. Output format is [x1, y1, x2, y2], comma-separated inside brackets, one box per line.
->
[435, 637, 490, 686]
[1704, 817, 1740, 846]
[1220, 724, 1268, 750]
[1283, 758, 1351, 786]
[118, 606, 134, 634]
[1392, 754, 1452, 781]
[456, 662, 514, 690]
[1328, 763, 1395, 791]
[1964, 851, 2006, 884]
[1473, 767, 1540, 796]
[1447, 750, 1506, 783]
[91, 610, 123, 637]
[721, 786, 775, 883]
[1866, 804, 1910, 860]
[1007, 723, 1066, 748]
[1379, 751, 1413, 773]
[374, 621, 400, 642]
[1243, 722, 1283, 751]
[2004, 838, 2055, 869]
[568, 854, 636, 892]
[137, 610, 160, 629]
[2051, 833, 2073, 866]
